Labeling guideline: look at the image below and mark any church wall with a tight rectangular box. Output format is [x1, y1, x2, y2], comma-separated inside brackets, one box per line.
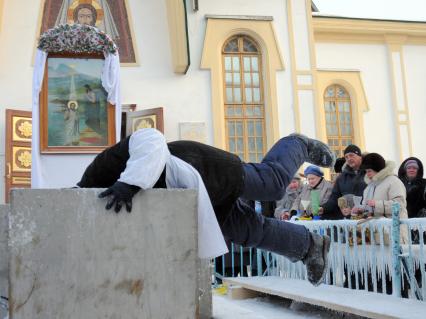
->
[401, 45, 426, 163]
[0, 0, 298, 202]
[123, 0, 294, 142]
[314, 42, 402, 163]
[0, 0, 41, 203]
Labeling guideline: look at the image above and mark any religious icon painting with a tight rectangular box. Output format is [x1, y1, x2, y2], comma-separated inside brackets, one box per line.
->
[125, 107, 164, 137]
[38, 0, 138, 64]
[39, 54, 115, 153]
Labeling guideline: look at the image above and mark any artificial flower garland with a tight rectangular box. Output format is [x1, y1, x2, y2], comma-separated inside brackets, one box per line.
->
[38, 24, 117, 54]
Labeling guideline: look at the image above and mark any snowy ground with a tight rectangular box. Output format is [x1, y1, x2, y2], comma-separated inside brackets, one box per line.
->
[212, 294, 367, 319]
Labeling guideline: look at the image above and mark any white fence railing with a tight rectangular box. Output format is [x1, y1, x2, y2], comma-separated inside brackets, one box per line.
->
[276, 205, 426, 300]
[214, 204, 426, 301]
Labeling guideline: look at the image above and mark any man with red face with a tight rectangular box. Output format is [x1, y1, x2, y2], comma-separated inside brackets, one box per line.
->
[319, 144, 367, 219]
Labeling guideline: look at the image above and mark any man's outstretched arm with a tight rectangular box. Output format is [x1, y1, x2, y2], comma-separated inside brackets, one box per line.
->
[80, 129, 170, 213]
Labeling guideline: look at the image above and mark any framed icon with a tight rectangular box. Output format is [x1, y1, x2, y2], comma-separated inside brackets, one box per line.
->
[125, 107, 164, 137]
[39, 53, 116, 153]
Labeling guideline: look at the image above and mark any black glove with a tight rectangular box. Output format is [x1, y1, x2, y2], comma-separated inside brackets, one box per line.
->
[98, 181, 141, 213]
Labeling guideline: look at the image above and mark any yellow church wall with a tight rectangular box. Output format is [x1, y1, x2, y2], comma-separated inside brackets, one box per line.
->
[200, 17, 284, 149]
[0, 0, 4, 34]
[316, 70, 368, 152]
[313, 17, 426, 45]
[0, 0, 296, 203]
[165, 0, 189, 74]
[313, 16, 426, 163]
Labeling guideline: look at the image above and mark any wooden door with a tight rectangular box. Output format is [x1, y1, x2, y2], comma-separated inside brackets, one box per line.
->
[5, 109, 32, 203]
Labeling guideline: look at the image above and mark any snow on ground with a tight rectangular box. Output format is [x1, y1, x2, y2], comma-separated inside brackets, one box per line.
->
[212, 294, 367, 319]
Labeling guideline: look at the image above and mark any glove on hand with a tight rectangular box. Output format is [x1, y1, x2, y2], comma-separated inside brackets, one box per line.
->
[98, 181, 141, 213]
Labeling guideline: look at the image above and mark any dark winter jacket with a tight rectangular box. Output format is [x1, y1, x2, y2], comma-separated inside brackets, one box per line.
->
[77, 137, 244, 225]
[321, 164, 367, 219]
[398, 157, 426, 218]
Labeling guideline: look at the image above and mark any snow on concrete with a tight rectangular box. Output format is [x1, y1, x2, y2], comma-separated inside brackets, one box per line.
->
[213, 294, 366, 319]
[222, 277, 426, 319]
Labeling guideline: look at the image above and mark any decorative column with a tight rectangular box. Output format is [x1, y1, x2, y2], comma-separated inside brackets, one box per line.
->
[385, 35, 413, 161]
[286, 0, 321, 138]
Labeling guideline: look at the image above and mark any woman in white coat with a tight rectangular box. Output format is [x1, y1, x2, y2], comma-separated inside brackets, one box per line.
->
[352, 152, 408, 243]
[351, 152, 409, 295]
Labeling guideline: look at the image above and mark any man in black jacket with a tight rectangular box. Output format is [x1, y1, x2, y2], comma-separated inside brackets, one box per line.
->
[78, 128, 335, 286]
[320, 144, 367, 220]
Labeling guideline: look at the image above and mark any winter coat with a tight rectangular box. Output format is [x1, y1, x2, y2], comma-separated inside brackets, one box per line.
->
[322, 164, 367, 219]
[77, 136, 244, 225]
[274, 187, 300, 219]
[398, 157, 426, 219]
[291, 178, 333, 215]
[362, 161, 408, 244]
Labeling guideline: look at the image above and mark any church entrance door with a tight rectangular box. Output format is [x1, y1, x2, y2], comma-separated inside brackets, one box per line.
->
[4, 109, 32, 203]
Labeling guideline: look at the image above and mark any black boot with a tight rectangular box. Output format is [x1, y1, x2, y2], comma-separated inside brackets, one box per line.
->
[302, 232, 331, 286]
[290, 133, 335, 168]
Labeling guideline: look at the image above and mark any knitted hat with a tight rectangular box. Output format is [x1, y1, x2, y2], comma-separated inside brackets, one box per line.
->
[361, 153, 386, 172]
[304, 165, 324, 177]
[344, 144, 362, 156]
[404, 159, 419, 170]
[334, 157, 345, 173]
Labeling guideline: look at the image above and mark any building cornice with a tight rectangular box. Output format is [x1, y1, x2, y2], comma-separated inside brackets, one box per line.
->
[313, 16, 426, 44]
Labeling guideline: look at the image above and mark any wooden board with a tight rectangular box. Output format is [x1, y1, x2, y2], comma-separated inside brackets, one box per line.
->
[223, 276, 426, 319]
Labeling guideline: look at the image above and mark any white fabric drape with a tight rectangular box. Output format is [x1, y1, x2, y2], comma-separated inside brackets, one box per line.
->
[118, 128, 228, 259]
[31, 49, 121, 188]
[31, 49, 48, 187]
[102, 51, 122, 140]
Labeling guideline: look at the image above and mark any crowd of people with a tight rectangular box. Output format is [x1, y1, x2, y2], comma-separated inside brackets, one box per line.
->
[271, 144, 426, 296]
[273, 144, 426, 228]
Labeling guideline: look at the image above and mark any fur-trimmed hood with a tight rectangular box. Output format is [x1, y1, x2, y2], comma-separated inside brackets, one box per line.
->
[364, 161, 396, 184]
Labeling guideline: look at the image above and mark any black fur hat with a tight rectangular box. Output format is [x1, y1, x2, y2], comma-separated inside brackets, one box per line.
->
[334, 157, 345, 173]
[361, 153, 385, 172]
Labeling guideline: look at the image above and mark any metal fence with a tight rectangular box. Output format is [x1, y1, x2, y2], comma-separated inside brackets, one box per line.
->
[214, 203, 426, 301]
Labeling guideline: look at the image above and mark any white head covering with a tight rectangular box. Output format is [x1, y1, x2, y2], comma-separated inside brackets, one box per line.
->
[118, 128, 170, 189]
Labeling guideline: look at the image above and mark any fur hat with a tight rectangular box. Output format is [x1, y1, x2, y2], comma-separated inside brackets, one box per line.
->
[344, 144, 362, 156]
[304, 165, 324, 177]
[334, 157, 345, 173]
[361, 153, 386, 172]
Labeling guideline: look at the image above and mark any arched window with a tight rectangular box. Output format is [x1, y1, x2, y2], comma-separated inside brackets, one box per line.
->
[324, 84, 354, 159]
[222, 35, 265, 162]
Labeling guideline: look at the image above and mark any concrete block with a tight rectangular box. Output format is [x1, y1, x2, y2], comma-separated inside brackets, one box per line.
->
[197, 258, 213, 318]
[8, 188, 210, 319]
[0, 204, 9, 299]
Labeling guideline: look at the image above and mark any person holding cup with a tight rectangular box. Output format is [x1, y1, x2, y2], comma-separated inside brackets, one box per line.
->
[290, 165, 333, 219]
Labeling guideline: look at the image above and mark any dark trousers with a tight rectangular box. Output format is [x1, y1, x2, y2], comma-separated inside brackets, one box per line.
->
[221, 136, 311, 262]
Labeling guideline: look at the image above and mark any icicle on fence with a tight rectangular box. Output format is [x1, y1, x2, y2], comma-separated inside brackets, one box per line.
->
[213, 204, 426, 301]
